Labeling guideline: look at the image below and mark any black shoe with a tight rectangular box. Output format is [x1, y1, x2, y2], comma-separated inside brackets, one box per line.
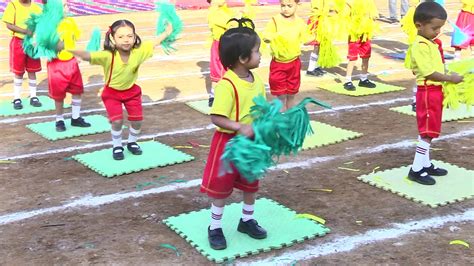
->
[55, 120, 66, 132]
[30, 96, 42, 107]
[71, 117, 91, 127]
[237, 219, 267, 239]
[12, 99, 23, 110]
[306, 69, 323, 77]
[358, 79, 377, 88]
[208, 97, 214, 107]
[424, 164, 448, 176]
[112, 146, 124, 160]
[343, 82, 356, 91]
[388, 18, 399, 24]
[314, 67, 326, 75]
[127, 142, 143, 155]
[408, 168, 436, 185]
[411, 102, 416, 112]
[208, 226, 227, 250]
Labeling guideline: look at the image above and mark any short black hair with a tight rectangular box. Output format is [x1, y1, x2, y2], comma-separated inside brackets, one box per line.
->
[413, 1, 447, 24]
[219, 18, 260, 68]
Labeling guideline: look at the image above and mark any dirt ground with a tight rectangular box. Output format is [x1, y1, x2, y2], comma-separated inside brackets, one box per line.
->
[0, 1, 473, 265]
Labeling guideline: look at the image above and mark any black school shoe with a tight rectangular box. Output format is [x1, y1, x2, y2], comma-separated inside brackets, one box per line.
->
[208, 226, 227, 250]
[208, 97, 214, 107]
[30, 96, 42, 107]
[408, 168, 436, 185]
[424, 164, 448, 176]
[237, 219, 267, 239]
[55, 120, 66, 132]
[343, 82, 356, 91]
[127, 142, 143, 155]
[306, 69, 323, 77]
[112, 146, 125, 160]
[358, 79, 377, 88]
[71, 117, 91, 127]
[13, 99, 23, 110]
[411, 102, 416, 112]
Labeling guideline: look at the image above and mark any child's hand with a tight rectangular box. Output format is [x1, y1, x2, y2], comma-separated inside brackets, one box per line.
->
[448, 73, 464, 84]
[26, 29, 33, 36]
[238, 124, 254, 138]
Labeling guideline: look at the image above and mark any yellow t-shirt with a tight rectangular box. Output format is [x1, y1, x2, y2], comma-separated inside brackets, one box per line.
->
[264, 15, 311, 63]
[2, 0, 42, 39]
[208, 5, 234, 41]
[57, 17, 81, 61]
[410, 35, 444, 86]
[90, 41, 154, 90]
[211, 70, 266, 133]
[462, 0, 474, 13]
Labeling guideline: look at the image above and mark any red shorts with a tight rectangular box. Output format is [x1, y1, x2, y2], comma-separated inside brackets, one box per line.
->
[347, 39, 372, 61]
[9, 37, 41, 75]
[416, 85, 443, 139]
[200, 131, 259, 199]
[269, 57, 301, 96]
[101, 84, 143, 122]
[307, 17, 320, 46]
[47, 58, 84, 100]
[210, 40, 226, 82]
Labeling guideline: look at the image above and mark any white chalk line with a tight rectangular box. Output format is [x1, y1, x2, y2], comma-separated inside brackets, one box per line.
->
[0, 127, 472, 226]
[242, 208, 474, 265]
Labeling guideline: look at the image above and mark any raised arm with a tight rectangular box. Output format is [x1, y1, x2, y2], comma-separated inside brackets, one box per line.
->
[69, 50, 92, 62]
[154, 23, 173, 49]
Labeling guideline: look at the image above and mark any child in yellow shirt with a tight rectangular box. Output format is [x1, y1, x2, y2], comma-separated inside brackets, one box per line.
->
[2, 0, 42, 110]
[263, 0, 312, 111]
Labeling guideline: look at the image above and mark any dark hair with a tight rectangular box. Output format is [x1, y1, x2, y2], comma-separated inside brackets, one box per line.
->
[219, 18, 259, 68]
[413, 1, 447, 24]
[104, 19, 142, 52]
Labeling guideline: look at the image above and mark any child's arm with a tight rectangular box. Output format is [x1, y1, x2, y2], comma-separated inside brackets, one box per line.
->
[4, 22, 32, 36]
[211, 115, 254, 138]
[68, 50, 91, 62]
[154, 23, 173, 48]
[425, 72, 464, 84]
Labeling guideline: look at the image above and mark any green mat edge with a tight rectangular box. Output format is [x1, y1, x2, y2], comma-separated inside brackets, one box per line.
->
[0, 95, 70, 117]
[185, 100, 210, 115]
[322, 82, 406, 97]
[162, 198, 330, 263]
[390, 105, 474, 122]
[72, 142, 195, 178]
[25, 115, 110, 141]
[301, 122, 364, 151]
[356, 160, 474, 208]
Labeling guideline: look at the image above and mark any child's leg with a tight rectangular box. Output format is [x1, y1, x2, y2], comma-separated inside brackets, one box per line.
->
[344, 60, 357, 91]
[307, 45, 323, 76]
[12, 74, 24, 109]
[70, 94, 91, 127]
[54, 99, 66, 132]
[27, 72, 41, 107]
[127, 120, 143, 155]
[286, 94, 295, 110]
[210, 198, 226, 230]
[237, 191, 267, 239]
[277, 95, 288, 112]
[358, 58, 376, 88]
[242, 191, 256, 222]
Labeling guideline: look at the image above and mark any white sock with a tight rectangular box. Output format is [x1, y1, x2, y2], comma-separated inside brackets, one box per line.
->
[209, 88, 215, 98]
[71, 98, 81, 119]
[345, 75, 352, 83]
[128, 127, 140, 143]
[210, 204, 224, 230]
[28, 79, 37, 98]
[111, 129, 123, 148]
[412, 138, 430, 171]
[308, 52, 318, 71]
[56, 115, 64, 122]
[13, 77, 22, 99]
[360, 74, 368, 81]
[454, 50, 461, 59]
[242, 203, 254, 222]
[412, 86, 417, 103]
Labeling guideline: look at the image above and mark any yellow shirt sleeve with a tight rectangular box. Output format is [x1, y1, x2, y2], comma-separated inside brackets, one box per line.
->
[90, 51, 112, 67]
[2, 2, 16, 25]
[210, 80, 234, 119]
[135, 41, 154, 64]
[411, 41, 435, 78]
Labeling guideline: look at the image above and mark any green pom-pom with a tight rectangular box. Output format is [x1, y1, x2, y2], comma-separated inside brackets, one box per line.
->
[155, 1, 183, 54]
[86, 27, 102, 52]
[23, 0, 64, 61]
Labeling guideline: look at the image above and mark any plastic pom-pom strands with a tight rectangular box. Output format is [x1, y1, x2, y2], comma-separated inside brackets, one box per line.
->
[155, 1, 183, 54]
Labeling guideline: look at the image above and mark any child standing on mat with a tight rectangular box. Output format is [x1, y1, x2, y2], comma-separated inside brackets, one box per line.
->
[263, 0, 312, 111]
[201, 18, 267, 250]
[407, 2, 463, 185]
[2, 0, 42, 110]
[306, 0, 325, 77]
[70, 20, 172, 160]
[452, 0, 474, 59]
[44, 0, 90, 132]
[343, 0, 378, 91]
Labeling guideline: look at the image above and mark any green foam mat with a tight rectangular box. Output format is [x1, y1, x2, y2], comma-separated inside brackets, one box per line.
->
[0, 96, 68, 117]
[26, 115, 111, 141]
[302, 121, 363, 150]
[321, 81, 405, 96]
[185, 100, 210, 115]
[357, 160, 474, 208]
[73, 141, 194, 178]
[390, 104, 474, 122]
[163, 197, 330, 263]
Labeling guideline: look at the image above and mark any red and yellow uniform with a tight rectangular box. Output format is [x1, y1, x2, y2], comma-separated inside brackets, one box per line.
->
[2, 0, 42, 75]
[201, 70, 266, 199]
[90, 41, 154, 122]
